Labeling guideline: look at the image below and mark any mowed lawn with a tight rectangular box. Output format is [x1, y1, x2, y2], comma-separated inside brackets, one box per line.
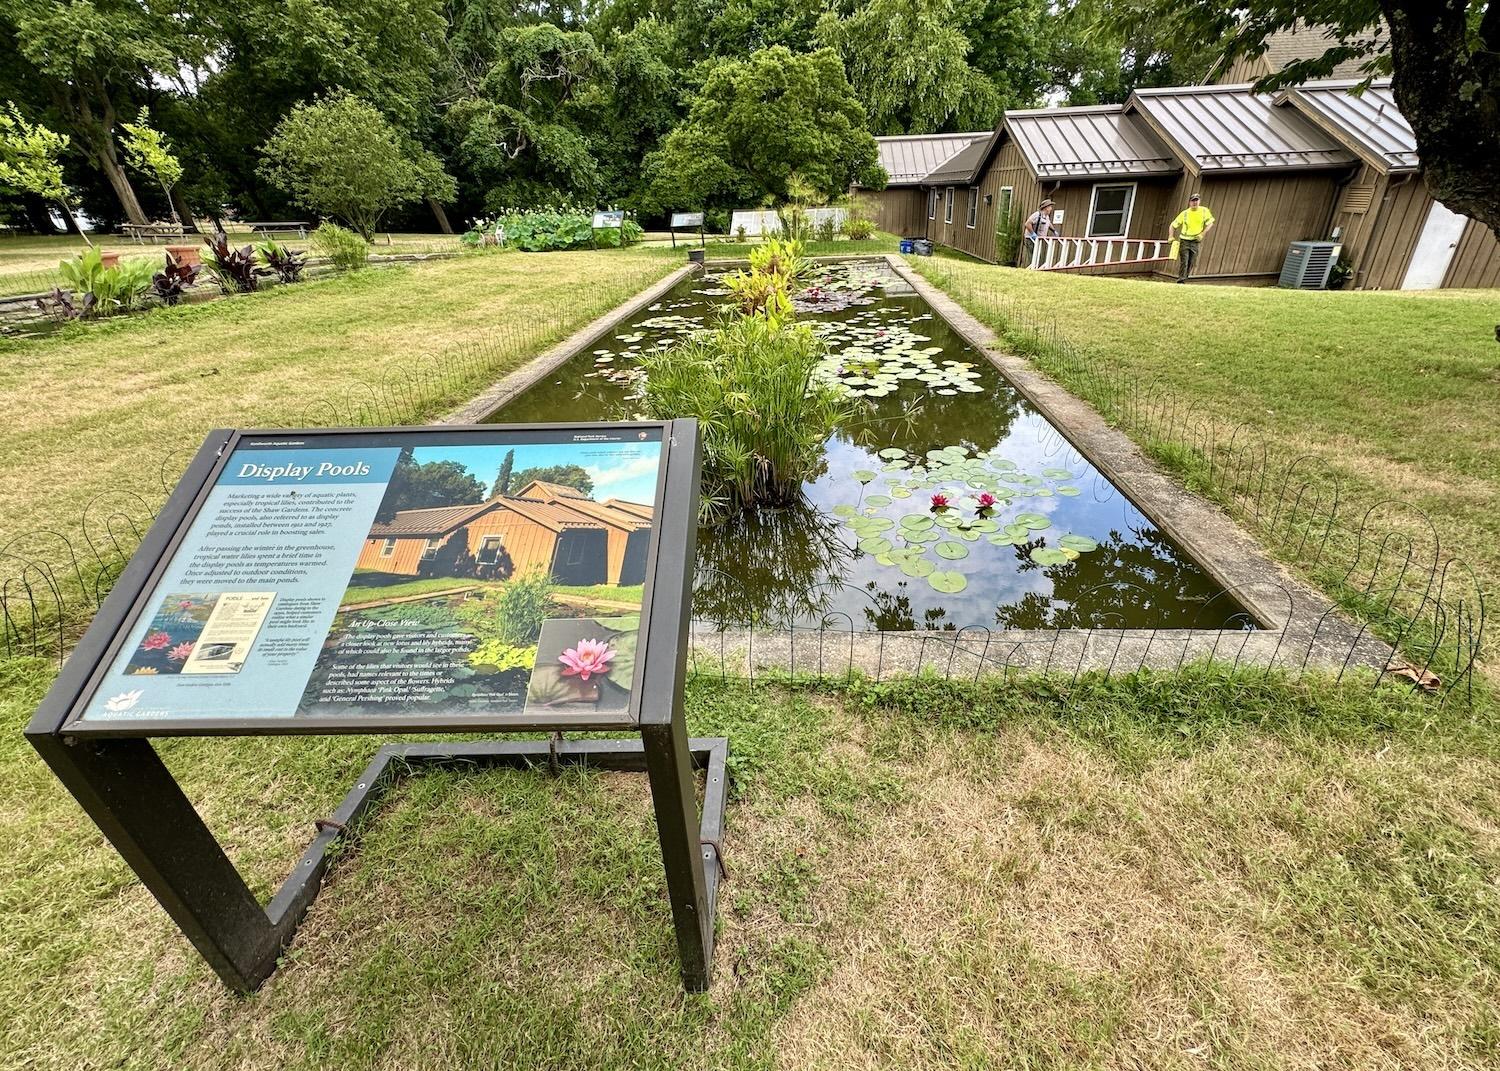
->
[913, 256, 1500, 625]
[0, 248, 678, 547]
[4, 663, 1500, 1069]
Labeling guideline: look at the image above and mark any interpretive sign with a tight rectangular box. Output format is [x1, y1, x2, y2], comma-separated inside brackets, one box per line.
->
[28, 420, 726, 994]
[670, 211, 704, 228]
[591, 209, 625, 229]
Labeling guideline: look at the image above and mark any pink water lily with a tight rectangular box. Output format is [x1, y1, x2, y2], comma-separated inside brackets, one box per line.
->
[167, 641, 195, 661]
[140, 631, 172, 651]
[558, 638, 616, 681]
[977, 493, 996, 509]
[930, 493, 950, 512]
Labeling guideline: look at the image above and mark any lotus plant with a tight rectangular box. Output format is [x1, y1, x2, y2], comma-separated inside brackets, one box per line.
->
[558, 637, 615, 682]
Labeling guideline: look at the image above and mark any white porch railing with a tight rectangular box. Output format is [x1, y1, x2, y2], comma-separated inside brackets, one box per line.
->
[1026, 236, 1173, 271]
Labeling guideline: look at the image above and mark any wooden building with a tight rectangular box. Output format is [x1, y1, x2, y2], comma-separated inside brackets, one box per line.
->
[356, 488, 653, 587]
[863, 132, 986, 238]
[514, 480, 653, 585]
[887, 78, 1497, 289]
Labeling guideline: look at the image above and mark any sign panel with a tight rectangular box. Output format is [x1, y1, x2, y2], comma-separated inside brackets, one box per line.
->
[67, 424, 677, 734]
[670, 212, 704, 228]
[591, 210, 625, 229]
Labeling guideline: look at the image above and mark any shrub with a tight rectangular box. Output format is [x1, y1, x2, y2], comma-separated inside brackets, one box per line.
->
[639, 315, 850, 517]
[722, 237, 808, 320]
[495, 205, 643, 252]
[310, 221, 369, 271]
[815, 215, 837, 242]
[735, 224, 747, 242]
[704, 208, 730, 234]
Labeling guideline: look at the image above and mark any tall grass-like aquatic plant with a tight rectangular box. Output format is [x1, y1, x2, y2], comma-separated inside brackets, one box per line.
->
[640, 313, 850, 518]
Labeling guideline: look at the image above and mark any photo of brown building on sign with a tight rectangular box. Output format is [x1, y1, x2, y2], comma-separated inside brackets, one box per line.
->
[355, 487, 653, 587]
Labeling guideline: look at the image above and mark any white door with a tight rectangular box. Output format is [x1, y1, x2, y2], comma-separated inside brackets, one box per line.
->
[1401, 200, 1468, 289]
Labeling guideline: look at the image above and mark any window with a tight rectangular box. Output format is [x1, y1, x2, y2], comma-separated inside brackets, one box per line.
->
[379, 537, 397, 558]
[1086, 183, 1136, 238]
[997, 186, 1014, 226]
[562, 534, 588, 567]
[966, 188, 979, 229]
[476, 535, 504, 564]
[944, 187, 954, 224]
[927, 189, 938, 220]
[420, 536, 442, 561]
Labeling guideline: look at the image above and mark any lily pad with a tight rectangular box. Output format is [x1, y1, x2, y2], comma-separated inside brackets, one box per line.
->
[1043, 467, 1075, 479]
[865, 494, 892, 507]
[1056, 486, 1081, 497]
[832, 504, 858, 518]
[1058, 534, 1099, 553]
[1030, 547, 1071, 566]
[900, 557, 936, 578]
[852, 470, 877, 484]
[878, 448, 907, 459]
[1015, 512, 1052, 531]
[934, 541, 968, 560]
[927, 569, 968, 593]
[858, 536, 893, 555]
[899, 514, 935, 531]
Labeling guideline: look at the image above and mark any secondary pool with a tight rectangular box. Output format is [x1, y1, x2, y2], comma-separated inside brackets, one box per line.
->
[487, 260, 1251, 631]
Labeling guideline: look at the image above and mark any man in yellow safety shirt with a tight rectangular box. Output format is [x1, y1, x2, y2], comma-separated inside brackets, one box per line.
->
[1169, 193, 1215, 283]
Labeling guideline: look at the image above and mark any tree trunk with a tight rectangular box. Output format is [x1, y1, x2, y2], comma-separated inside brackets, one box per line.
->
[21, 194, 61, 234]
[427, 196, 455, 234]
[169, 187, 201, 233]
[1381, 1, 1500, 240]
[97, 141, 150, 226]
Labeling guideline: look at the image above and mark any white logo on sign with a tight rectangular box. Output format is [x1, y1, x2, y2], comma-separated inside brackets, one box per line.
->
[104, 689, 144, 712]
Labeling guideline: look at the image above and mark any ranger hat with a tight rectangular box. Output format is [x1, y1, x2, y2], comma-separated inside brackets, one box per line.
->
[1040, 198, 1055, 207]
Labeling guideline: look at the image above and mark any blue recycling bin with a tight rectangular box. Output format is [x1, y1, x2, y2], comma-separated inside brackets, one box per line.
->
[899, 238, 915, 254]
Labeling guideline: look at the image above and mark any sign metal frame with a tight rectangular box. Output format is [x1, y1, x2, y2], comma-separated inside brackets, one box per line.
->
[25, 419, 727, 993]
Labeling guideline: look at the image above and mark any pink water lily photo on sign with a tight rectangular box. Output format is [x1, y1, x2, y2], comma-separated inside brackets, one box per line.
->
[525, 617, 638, 715]
[124, 593, 216, 676]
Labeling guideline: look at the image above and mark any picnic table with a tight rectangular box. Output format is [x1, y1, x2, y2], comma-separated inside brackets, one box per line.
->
[122, 222, 187, 243]
[242, 221, 310, 239]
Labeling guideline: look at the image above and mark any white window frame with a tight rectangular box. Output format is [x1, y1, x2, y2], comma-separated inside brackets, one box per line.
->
[944, 187, 954, 224]
[476, 534, 505, 564]
[420, 536, 443, 561]
[380, 537, 397, 558]
[965, 188, 979, 229]
[1085, 182, 1136, 239]
[927, 189, 937, 220]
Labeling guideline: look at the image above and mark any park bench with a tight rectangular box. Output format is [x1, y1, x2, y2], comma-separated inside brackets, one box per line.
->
[122, 221, 187, 243]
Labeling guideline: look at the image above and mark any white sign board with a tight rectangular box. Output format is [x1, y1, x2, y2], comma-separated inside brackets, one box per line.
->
[670, 212, 704, 228]
[592, 210, 625, 229]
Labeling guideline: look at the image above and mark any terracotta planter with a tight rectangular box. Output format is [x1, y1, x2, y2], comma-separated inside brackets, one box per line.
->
[98, 251, 121, 270]
[166, 244, 201, 267]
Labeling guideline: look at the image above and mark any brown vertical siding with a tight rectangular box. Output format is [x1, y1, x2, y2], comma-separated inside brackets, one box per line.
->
[1327, 165, 1385, 282]
[357, 535, 433, 576]
[924, 139, 1041, 264]
[1442, 219, 1500, 289]
[354, 507, 561, 578]
[1354, 175, 1430, 290]
[862, 188, 928, 237]
[1181, 171, 1342, 278]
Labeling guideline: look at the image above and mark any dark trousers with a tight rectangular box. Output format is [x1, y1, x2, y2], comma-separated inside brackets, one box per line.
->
[1177, 238, 1201, 281]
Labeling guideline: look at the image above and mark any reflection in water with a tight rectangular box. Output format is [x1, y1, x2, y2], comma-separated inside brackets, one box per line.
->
[695, 500, 852, 629]
[486, 262, 1252, 631]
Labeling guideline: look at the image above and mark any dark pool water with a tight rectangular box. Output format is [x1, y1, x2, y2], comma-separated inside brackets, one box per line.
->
[489, 261, 1251, 631]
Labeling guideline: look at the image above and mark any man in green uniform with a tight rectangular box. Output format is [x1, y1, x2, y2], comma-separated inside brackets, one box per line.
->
[1169, 193, 1215, 283]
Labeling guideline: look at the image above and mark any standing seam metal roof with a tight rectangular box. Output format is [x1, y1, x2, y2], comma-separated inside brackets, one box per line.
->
[1130, 85, 1354, 172]
[1005, 106, 1180, 179]
[874, 132, 989, 185]
[1275, 80, 1416, 172]
[923, 138, 992, 185]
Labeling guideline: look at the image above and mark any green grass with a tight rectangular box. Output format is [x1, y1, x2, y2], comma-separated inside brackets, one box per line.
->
[553, 583, 645, 604]
[911, 254, 1500, 666]
[339, 575, 645, 607]
[4, 656, 1500, 1068]
[0, 249, 676, 552]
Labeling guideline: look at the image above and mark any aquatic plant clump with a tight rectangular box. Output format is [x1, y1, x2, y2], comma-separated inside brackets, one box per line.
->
[831, 444, 1101, 593]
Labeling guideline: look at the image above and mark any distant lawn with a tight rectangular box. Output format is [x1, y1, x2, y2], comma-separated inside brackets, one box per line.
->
[5, 658, 1500, 1069]
[340, 574, 645, 607]
[0, 250, 676, 555]
[912, 255, 1500, 653]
